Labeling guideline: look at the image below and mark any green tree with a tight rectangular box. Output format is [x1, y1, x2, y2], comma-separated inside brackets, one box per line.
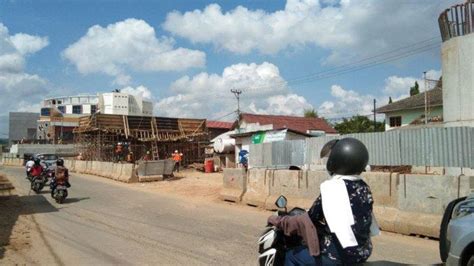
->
[409, 81, 420, 96]
[334, 115, 385, 134]
[303, 108, 318, 118]
[388, 97, 393, 104]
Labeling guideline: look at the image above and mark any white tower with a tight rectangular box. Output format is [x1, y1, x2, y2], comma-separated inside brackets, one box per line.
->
[440, 1, 474, 126]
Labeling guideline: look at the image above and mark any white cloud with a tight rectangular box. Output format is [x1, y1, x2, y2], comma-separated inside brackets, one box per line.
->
[317, 69, 442, 119]
[63, 18, 206, 85]
[120, 85, 152, 100]
[155, 62, 313, 119]
[0, 23, 50, 135]
[318, 85, 375, 118]
[10, 33, 49, 55]
[163, 0, 456, 61]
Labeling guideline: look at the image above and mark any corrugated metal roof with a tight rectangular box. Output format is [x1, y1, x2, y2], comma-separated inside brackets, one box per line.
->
[207, 120, 233, 129]
[376, 87, 443, 113]
[240, 113, 337, 134]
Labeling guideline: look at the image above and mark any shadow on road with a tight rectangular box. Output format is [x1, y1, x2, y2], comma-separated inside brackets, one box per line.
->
[63, 197, 90, 204]
[0, 194, 58, 260]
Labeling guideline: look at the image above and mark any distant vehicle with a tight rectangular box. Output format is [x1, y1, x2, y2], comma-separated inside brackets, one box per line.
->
[440, 192, 474, 266]
[35, 154, 59, 169]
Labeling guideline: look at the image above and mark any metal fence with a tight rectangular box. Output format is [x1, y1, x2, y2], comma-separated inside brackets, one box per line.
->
[249, 127, 474, 169]
[439, 0, 474, 42]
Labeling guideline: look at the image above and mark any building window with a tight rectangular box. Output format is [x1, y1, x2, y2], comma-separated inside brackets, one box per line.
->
[72, 105, 82, 114]
[389, 116, 402, 127]
[41, 108, 50, 116]
[91, 105, 97, 114]
[57, 106, 65, 113]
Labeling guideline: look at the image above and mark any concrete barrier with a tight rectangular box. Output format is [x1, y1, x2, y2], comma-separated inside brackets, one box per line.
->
[119, 163, 137, 183]
[74, 160, 87, 173]
[1, 158, 23, 167]
[101, 162, 115, 179]
[111, 163, 122, 181]
[64, 160, 75, 172]
[362, 172, 399, 208]
[266, 170, 326, 210]
[242, 168, 270, 207]
[228, 167, 474, 238]
[220, 168, 247, 202]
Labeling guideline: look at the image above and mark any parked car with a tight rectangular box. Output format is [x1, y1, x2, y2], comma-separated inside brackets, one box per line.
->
[440, 192, 474, 266]
[35, 154, 59, 169]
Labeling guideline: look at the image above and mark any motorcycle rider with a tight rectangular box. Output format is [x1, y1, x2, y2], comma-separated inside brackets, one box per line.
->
[29, 158, 44, 180]
[25, 156, 35, 178]
[284, 138, 377, 265]
[50, 158, 70, 197]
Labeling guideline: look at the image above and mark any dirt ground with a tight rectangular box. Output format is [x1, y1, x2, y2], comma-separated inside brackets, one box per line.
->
[130, 168, 224, 203]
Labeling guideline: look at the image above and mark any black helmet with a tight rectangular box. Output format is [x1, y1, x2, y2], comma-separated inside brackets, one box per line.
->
[322, 138, 369, 175]
[34, 158, 41, 165]
[56, 158, 64, 166]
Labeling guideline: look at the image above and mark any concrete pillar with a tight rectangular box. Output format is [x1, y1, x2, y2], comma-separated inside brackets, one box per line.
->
[442, 33, 474, 126]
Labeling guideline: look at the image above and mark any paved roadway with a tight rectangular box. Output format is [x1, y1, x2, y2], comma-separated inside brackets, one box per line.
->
[0, 166, 442, 265]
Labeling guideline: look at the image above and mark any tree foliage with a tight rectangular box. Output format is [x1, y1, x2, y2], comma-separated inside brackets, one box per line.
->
[303, 108, 318, 118]
[409, 81, 420, 96]
[334, 115, 385, 134]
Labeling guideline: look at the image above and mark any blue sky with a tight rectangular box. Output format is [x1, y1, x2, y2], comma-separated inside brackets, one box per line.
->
[0, 0, 456, 136]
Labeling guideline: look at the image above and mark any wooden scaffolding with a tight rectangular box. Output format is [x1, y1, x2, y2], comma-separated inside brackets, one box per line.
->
[73, 114, 208, 164]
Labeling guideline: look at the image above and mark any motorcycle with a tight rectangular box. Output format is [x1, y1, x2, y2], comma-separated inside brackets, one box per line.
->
[51, 180, 68, 204]
[26, 167, 33, 181]
[257, 196, 306, 266]
[30, 164, 54, 194]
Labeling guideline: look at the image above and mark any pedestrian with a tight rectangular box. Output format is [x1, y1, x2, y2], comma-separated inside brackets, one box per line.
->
[76, 152, 84, 161]
[172, 150, 183, 172]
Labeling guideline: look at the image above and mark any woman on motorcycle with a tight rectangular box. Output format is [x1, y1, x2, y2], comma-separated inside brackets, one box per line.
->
[29, 158, 44, 179]
[284, 138, 377, 265]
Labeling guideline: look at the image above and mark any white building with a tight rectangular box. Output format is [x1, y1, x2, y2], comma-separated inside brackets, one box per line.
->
[38, 95, 100, 142]
[41, 95, 99, 117]
[98, 92, 153, 117]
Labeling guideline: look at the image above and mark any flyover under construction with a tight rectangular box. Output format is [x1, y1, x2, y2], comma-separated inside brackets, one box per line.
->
[73, 114, 208, 165]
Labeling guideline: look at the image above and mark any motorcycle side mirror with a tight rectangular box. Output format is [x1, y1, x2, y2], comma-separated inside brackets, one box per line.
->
[275, 195, 288, 209]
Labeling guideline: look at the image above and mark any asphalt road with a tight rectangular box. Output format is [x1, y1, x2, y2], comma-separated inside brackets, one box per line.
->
[0, 166, 442, 265]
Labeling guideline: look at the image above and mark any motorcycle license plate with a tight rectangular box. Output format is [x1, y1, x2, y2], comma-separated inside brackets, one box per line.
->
[56, 185, 66, 190]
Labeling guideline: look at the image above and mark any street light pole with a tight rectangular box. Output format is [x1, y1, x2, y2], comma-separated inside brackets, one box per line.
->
[373, 99, 376, 132]
[423, 71, 428, 125]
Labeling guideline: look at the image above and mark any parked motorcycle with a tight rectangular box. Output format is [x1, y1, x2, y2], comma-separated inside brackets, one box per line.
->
[257, 196, 306, 266]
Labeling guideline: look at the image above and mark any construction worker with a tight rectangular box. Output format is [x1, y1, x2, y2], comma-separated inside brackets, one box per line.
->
[143, 151, 151, 161]
[115, 143, 123, 162]
[126, 151, 135, 164]
[172, 150, 183, 172]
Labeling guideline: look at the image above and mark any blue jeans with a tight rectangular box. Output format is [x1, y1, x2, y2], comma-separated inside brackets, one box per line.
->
[285, 246, 339, 266]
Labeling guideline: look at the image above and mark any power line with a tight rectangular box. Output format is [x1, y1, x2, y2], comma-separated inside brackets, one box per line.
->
[210, 110, 237, 121]
[245, 41, 440, 92]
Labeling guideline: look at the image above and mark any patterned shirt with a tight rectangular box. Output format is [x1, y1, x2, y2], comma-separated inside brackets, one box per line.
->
[308, 179, 374, 264]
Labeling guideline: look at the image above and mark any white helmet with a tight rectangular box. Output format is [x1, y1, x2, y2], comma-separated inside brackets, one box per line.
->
[174, 150, 178, 153]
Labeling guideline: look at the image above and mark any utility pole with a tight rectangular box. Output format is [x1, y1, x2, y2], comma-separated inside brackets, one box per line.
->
[231, 89, 242, 133]
[373, 99, 376, 132]
[423, 71, 428, 125]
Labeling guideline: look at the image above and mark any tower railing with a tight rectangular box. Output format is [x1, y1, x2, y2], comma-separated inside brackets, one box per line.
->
[439, 0, 474, 42]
